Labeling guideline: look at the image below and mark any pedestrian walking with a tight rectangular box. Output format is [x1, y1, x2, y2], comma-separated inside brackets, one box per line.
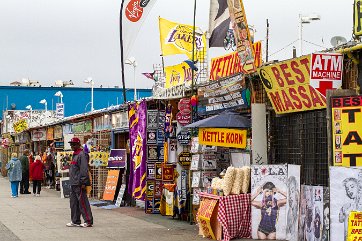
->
[19, 149, 31, 194]
[30, 155, 45, 197]
[45, 152, 55, 188]
[66, 137, 93, 228]
[5, 153, 22, 198]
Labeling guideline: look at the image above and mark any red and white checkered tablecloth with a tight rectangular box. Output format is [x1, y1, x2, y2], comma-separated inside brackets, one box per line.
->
[217, 193, 251, 241]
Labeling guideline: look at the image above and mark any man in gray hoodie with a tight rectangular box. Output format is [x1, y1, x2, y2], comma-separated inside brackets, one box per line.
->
[66, 137, 93, 228]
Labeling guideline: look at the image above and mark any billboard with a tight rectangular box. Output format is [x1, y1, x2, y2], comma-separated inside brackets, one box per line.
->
[258, 55, 326, 114]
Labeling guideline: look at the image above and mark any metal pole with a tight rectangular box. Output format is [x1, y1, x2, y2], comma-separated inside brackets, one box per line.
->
[191, 0, 197, 96]
[119, 0, 127, 103]
[266, 19, 269, 62]
[91, 80, 94, 111]
[299, 14, 303, 56]
[133, 65, 137, 101]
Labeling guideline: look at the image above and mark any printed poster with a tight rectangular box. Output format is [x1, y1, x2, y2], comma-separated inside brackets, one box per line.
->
[298, 185, 324, 241]
[251, 164, 288, 240]
[226, 0, 255, 73]
[286, 165, 301, 241]
[330, 166, 362, 241]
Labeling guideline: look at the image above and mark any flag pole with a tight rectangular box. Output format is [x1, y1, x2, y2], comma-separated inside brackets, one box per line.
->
[119, 0, 127, 103]
[191, 0, 197, 96]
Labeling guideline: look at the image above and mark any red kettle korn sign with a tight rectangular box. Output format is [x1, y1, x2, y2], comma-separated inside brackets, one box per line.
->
[310, 53, 343, 97]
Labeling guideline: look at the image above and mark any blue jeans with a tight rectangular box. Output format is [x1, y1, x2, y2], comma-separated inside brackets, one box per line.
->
[11, 181, 20, 197]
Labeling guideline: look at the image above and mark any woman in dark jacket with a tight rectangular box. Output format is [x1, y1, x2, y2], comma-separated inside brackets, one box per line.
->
[30, 155, 45, 196]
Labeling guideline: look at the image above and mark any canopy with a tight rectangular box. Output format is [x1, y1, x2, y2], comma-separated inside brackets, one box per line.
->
[184, 111, 251, 129]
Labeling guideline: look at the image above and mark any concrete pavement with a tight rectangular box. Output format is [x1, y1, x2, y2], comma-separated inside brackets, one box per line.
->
[0, 176, 252, 241]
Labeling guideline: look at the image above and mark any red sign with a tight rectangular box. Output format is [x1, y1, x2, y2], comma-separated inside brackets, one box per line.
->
[178, 98, 191, 113]
[125, 0, 144, 22]
[310, 53, 343, 97]
[176, 111, 191, 126]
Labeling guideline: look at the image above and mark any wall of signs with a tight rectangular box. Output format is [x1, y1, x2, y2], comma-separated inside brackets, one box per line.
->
[331, 95, 362, 166]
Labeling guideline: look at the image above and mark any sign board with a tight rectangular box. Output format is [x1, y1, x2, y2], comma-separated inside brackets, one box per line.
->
[32, 129, 46, 141]
[177, 130, 191, 145]
[331, 96, 362, 166]
[102, 169, 120, 201]
[310, 53, 343, 97]
[198, 74, 247, 113]
[178, 151, 192, 167]
[56, 103, 64, 119]
[348, 211, 362, 241]
[115, 184, 126, 207]
[176, 111, 191, 126]
[199, 128, 247, 149]
[258, 55, 327, 114]
[60, 177, 70, 198]
[107, 149, 127, 168]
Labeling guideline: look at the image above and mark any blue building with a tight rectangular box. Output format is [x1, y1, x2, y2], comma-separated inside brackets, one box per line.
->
[0, 86, 152, 119]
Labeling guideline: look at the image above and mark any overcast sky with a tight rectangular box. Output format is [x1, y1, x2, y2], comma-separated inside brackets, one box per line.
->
[0, 0, 353, 89]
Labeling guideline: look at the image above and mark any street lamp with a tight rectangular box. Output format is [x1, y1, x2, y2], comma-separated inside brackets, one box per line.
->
[39, 99, 47, 112]
[84, 77, 94, 111]
[39, 99, 48, 125]
[125, 57, 137, 101]
[54, 91, 63, 103]
[299, 14, 321, 56]
[26, 105, 32, 126]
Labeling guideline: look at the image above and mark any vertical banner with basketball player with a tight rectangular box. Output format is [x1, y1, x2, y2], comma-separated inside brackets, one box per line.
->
[128, 100, 147, 200]
[226, 0, 255, 73]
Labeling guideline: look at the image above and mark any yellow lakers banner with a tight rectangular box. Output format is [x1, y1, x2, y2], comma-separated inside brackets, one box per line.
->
[257, 55, 326, 114]
[210, 41, 262, 80]
[165, 62, 194, 89]
[199, 128, 247, 149]
[332, 96, 362, 166]
[159, 17, 206, 60]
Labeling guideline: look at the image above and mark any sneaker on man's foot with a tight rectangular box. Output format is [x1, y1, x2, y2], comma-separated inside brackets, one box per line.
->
[66, 222, 80, 227]
[80, 223, 92, 228]
[36, 194, 40, 197]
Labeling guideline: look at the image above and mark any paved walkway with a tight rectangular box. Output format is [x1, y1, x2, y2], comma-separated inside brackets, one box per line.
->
[0, 176, 252, 241]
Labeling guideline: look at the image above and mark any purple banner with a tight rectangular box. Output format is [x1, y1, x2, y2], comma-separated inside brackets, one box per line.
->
[128, 100, 147, 201]
[107, 149, 127, 168]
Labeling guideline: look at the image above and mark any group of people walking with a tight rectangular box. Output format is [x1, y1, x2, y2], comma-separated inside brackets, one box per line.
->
[5, 150, 47, 197]
[4, 137, 93, 228]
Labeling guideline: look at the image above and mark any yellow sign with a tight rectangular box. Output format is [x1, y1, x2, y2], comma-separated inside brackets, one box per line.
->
[257, 55, 326, 114]
[164, 62, 194, 89]
[354, 0, 362, 36]
[348, 211, 362, 241]
[199, 128, 247, 149]
[332, 96, 362, 166]
[198, 198, 218, 240]
[159, 17, 206, 61]
[210, 41, 262, 81]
